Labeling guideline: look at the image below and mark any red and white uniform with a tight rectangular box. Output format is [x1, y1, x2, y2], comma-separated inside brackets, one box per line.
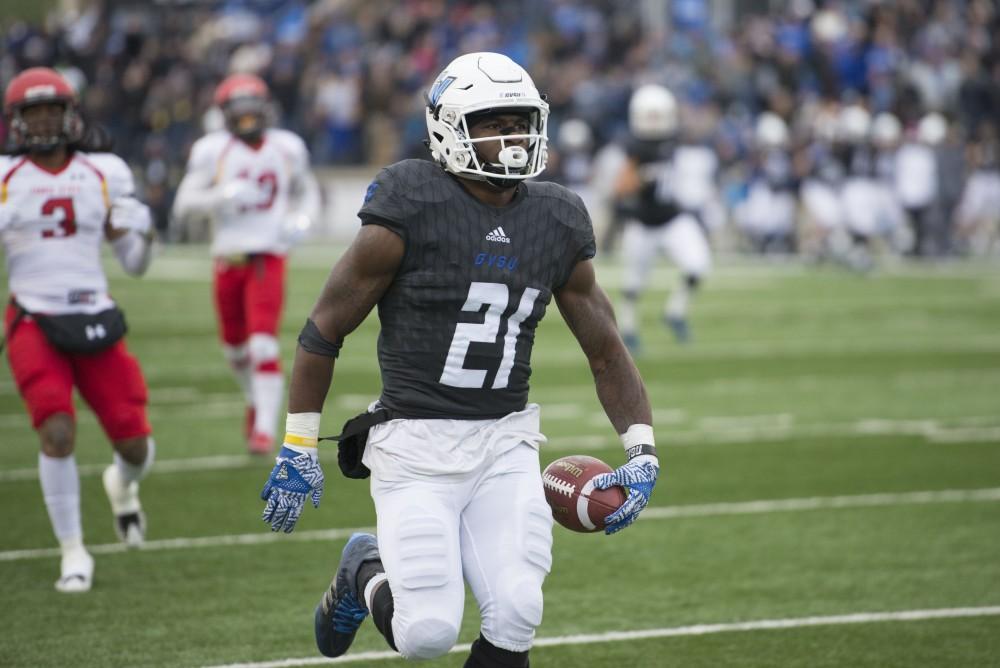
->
[172, 127, 319, 450]
[177, 128, 316, 258]
[0, 152, 150, 438]
[1, 152, 133, 313]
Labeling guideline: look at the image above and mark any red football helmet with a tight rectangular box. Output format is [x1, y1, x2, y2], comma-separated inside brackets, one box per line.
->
[3, 67, 84, 151]
[214, 73, 270, 141]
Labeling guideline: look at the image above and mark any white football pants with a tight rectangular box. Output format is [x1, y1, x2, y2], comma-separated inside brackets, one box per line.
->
[622, 213, 712, 295]
[363, 405, 553, 658]
[842, 178, 905, 238]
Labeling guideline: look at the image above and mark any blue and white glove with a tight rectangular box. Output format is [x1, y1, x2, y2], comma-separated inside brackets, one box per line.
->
[592, 433, 659, 534]
[260, 445, 324, 533]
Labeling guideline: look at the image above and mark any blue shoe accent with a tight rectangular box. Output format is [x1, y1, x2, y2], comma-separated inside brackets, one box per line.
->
[314, 532, 381, 658]
[665, 315, 690, 344]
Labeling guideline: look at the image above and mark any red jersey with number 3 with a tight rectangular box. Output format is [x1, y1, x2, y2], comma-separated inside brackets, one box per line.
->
[184, 128, 311, 257]
[0, 151, 134, 315]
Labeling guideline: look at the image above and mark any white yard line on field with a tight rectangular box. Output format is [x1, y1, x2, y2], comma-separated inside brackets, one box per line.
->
[200, 606, 1000, 667]
[0, 454, 255, 482]
[640, 487, 1000, 519]
[2, 415, 999, 482]
[2, 487, 998, 563]
[562, 416, 1000, 448]
[0, 525, 374, 562]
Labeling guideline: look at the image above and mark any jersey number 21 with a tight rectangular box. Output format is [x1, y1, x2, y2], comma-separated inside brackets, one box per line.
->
[440, 281, 540, 389]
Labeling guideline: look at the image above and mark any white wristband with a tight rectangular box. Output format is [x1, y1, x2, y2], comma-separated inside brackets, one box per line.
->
[621, 424, 657, 460]
[621, 424, 655, 449]
[284, 412, 321, 448]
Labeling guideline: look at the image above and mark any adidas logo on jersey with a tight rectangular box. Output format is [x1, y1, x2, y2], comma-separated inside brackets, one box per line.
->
[486, 226, 511, 244]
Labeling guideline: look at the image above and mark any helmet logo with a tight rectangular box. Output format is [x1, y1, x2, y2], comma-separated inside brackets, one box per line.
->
[428, 76, 456, 107]
[24, 84, 59, 101]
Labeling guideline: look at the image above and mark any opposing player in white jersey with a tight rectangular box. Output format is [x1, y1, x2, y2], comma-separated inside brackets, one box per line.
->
[613, 84, 715, 348]
[173, 73, 320, 454]
[1, 68, 156, 593]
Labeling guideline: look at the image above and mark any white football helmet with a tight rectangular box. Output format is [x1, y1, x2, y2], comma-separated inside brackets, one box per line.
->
[917, 112, 947, 145]
[629, 84, 678, 140]
[838, 104, 871, 144]
[871, 112, 901, 147]
[755, 112, 789, 149]
[425, 52, 549, 184]
[558, 118, 593, 152]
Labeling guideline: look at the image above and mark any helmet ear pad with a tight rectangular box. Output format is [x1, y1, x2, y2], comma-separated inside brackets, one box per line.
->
[450, 147, 473, 171]
[223, 99, 268, 141]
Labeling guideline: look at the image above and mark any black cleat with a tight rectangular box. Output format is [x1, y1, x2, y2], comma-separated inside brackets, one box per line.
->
[314, 532, 380, 658]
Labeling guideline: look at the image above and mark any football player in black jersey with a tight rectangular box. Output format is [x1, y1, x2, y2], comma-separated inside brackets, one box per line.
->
[258, 52, 661, 667]
[613, 84, 714, 348]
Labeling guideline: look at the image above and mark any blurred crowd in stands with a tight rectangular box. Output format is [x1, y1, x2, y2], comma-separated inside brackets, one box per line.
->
[2, 0, 998, 260]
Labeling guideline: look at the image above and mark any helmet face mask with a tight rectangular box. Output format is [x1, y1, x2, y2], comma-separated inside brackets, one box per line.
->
[214, 74, 270, 142]
[425, 52, 549, 187]
[4, 68, 83, 153]
[223, 97, 268, 142]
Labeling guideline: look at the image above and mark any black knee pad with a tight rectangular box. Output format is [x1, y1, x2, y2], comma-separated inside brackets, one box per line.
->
[684, 274, 701, 290]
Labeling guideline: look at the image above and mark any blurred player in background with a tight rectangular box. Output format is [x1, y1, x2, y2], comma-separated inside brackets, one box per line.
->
[547, 118, 596, 204]
[733, 111, 798, 254]
[0, 68, 156, 593]
[836, 104, 882, 271]
[895, 112, 946, 257]
[613, 84, 715, 348]
[866, 111, 910, 259]
[257, 52, 659, 667]
[953, 123, 1000, 256]
[172, 73, 320, 455]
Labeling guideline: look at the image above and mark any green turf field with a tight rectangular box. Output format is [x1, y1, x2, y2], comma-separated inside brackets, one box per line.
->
[1, 244, 999, 667]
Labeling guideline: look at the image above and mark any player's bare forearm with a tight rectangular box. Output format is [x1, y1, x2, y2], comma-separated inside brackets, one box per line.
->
[591, 339, 651, 433]
[287, 223, 403, 414]
[555, 260, 652, 433]
[287, 348, 336, 413]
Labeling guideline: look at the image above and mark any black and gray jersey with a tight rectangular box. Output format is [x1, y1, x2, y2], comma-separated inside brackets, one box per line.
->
[358, 159, 596, 419]
[809, 142, 845, 185]
[620, 136, 682, 227]
[841, 144, 877, 179]
[756, 148, 796, 192]
[874, 148, 897, 182]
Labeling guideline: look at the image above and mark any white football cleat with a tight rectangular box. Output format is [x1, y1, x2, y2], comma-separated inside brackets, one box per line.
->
[55, 547, 94, 593]
[102, 465, 146, 547]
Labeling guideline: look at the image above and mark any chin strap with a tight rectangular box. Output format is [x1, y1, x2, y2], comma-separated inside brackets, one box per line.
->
[483, 174, 521, 191]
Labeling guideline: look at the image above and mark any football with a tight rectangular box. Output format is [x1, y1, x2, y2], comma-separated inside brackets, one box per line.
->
[542, 455, 627, 533]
